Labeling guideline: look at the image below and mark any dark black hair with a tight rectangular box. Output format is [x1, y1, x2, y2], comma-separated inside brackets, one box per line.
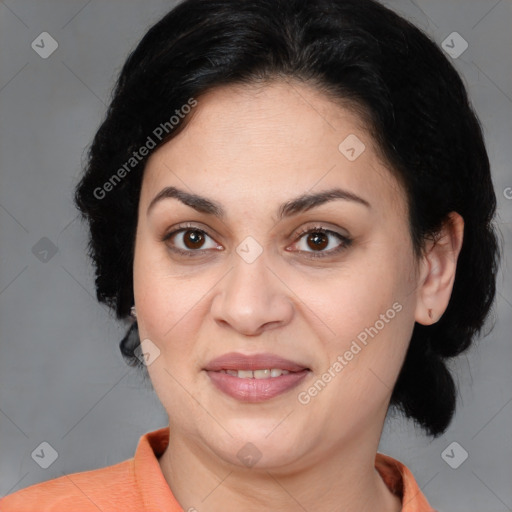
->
[74, 0, 499, 437]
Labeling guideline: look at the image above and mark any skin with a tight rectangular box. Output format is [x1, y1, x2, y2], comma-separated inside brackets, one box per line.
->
[132, 79, 464, 512]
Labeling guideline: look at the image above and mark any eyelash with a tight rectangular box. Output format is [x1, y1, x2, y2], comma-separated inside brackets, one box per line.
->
[161, 222, 352, 259]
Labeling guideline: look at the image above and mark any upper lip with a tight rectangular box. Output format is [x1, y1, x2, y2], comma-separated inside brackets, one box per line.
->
[204, 352, 309, 372]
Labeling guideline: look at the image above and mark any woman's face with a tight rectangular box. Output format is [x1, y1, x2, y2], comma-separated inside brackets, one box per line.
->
[133, 80, 422, 469]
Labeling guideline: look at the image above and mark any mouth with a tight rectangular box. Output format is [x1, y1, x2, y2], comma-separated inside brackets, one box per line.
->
[203, 352, 311, 402]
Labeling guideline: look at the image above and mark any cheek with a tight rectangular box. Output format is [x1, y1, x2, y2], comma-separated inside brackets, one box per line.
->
[297, 250, 412, 342]
[132, 240, 215, 417]
[295, 275, 413, 433]
[298, 238, 416, 389]
[135, 276, 204, 357]
[133, 236, 220, 364]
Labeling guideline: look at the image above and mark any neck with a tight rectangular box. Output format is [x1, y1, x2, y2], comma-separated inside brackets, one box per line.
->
[158, 424, 401, 512]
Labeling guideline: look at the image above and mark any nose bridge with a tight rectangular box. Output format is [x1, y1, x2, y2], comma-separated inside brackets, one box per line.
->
[211, 238, 293, 335]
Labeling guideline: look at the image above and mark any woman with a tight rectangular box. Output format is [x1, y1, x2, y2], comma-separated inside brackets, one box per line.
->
[0, 0, 499, 510]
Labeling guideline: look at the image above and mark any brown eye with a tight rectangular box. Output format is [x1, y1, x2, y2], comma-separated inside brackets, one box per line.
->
[182, 229, 205, 249]
[291, 226, 352, 259]
[306, 232, 329, 251]
[162, 224, 221, 256]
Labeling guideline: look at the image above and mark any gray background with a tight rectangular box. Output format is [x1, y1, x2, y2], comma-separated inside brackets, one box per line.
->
[0, 1, 511, 510]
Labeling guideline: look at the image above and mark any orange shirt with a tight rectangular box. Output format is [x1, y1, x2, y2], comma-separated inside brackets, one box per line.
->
[0, 427, 436, 511]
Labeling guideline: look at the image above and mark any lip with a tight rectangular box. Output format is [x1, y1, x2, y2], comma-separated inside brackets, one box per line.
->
[203, 352, 310, 402]
[204, 352, 309, 372]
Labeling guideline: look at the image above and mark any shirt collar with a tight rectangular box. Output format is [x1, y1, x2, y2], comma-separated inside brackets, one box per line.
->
[375, 453, 437, 511]
[134, 427, 436, 512]
[133, 426, 183, 511]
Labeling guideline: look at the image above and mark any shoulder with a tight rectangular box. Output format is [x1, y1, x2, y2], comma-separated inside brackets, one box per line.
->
[0, 458, 143, 512]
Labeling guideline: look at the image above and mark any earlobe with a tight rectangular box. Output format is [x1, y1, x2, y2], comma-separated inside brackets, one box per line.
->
[415, 212, 464, 325]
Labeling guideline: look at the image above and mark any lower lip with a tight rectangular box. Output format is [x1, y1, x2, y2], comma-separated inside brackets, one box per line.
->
[205, 370, 310, 402]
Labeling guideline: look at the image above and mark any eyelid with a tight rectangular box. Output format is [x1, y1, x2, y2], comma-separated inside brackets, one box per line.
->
[161, 222, 218, 243]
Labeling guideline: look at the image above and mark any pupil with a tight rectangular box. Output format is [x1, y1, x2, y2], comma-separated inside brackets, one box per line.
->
[308, 232, 328, 251]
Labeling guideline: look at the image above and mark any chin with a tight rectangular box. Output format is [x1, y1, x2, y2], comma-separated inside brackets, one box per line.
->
[200, 416, 309, 468]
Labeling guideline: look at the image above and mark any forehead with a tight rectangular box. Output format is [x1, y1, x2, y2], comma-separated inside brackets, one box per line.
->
[141, 80, 406, 219]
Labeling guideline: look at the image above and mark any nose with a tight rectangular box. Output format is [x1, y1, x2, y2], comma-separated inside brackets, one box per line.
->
[210, 250, 294, 336]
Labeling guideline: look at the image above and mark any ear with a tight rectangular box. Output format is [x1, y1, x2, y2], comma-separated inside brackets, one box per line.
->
[415, 212, 464, 325]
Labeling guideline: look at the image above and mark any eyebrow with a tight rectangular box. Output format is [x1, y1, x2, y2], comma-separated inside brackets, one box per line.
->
[146, 185, 371, 220]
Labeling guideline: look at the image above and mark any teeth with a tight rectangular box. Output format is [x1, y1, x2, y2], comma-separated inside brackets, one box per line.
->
[253, 369, 270, 379]
[219, 368, 291, 378]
